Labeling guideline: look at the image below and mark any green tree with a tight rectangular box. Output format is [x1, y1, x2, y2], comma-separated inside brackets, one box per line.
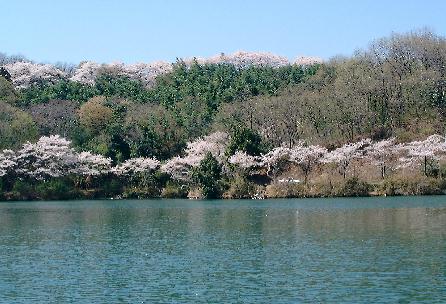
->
[227, 127, 264, 156]
[193, 152, 223, 198]
[0, 76, 17, 103]
[0, 101, 38, 149]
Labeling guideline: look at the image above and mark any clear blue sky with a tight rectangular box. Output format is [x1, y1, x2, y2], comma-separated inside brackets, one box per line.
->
[1, 0, 446, 64]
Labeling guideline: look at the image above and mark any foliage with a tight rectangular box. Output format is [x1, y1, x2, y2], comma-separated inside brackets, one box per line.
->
[337, 177, 372, 197]
[0, 76, 17, 103]
[4, 31, 446, 199]
[77, 96, 113, 134]
[192, 152, 223, 198]
[0, 101, 39, 149]
[223, 175, 257, 199]
[27, 99, 79, 136]
[226, 127, 264, 156]
[161, 181, 189, 198]
[35, 178, 77, 200]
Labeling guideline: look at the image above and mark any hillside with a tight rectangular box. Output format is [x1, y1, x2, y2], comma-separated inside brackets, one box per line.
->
[1, 30, 446, 200]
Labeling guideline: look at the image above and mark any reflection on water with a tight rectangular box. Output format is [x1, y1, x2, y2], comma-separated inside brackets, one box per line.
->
[0, 197, 445, 303]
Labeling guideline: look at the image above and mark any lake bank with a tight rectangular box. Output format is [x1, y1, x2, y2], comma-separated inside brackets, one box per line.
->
[2, 175, 446, 201]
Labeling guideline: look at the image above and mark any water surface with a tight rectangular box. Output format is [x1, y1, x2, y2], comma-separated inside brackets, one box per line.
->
[0, 196, 445, 303]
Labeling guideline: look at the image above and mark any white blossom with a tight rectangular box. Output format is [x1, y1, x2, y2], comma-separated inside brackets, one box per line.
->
[72, 151, 112, 176]
[160, 157, 193, 181]
[69, 61, 101, 85]
[229, 151, 262, 169]
[395, 135, 446, 169]
[113, 157, 160, 176]
[320, 138, 372, 177]
[184, 51, 290, 68]
[160, 132, 228, 180]
[293, 56, 323, 66]
[0, 150, 16, 177]
[261, 144, 327, 179]
[13, 135, 111, 179]
[14, 135, 77, 179]
[364, 138, 396, 165]
[70, 61, 172, 87]
[4, 62, 66, 88]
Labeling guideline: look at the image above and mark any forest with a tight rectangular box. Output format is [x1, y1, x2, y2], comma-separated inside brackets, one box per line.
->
[2, 30, 446, 200]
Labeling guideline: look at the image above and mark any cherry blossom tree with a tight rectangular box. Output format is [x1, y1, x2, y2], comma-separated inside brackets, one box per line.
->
[13, 135, 112, 181]
[72, 151, 112, 177]
[0, 150, 16, 177]
[186, 51, 290, 68]
[293, 56, 323, 66]
[260, 147, 292, 177]
[160, 157, 192, 181]
[14, 135, 78, 180]
[363, 138, 397, 178]
[4, 62, 66, 88]
[229, 151, 262, 170]
[69, 61, 101, 85]
[320, 139, 372, 178]
[260, 144, 327, 181]
[70, 61, 172, 87]
[160, 132, 228, 181]
[113, 157, 160, 176]
[290, 144, 327, 183]
[395, 135, 446, 175]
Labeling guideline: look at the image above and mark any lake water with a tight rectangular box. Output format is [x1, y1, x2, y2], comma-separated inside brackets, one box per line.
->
[0, 197, 445, 303]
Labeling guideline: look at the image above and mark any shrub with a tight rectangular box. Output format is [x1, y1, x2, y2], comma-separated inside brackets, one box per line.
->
[264, 183, 305, 198]
[122, 186, 159, 199]
[11, 180, 36, 200]
[338, 177, 372, 197]
[161, 181, 188, 198]
[100, 178, 124, 197]
[226, 127, 264, 156]
[379, 175, 445, 196]
[35, 179, 77, 200]
[223, 175, 256, 199]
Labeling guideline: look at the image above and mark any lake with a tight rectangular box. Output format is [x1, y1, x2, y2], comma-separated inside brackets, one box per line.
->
[0, 197, 445, 303]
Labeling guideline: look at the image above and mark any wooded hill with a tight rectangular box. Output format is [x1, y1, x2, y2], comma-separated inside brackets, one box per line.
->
[1, 30, 446, 200]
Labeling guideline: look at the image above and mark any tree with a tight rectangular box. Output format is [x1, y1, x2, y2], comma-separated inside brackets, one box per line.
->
[77, 96, 113, 135]
[14, 135, 78, 180]
[192, 152, 223, 198]
[160, 132, 228, 181]
[27, 99, 79, 137]
[0, 76, 17, 103]
[320, 139, 372, 178]
[3, 62, 66, 88]
[0, 101, 39, 149]
[396, 135, 446, 176]
[227, 127, 263, 156]
[0, 150, 16, 177]
[363, 138, 397, 179]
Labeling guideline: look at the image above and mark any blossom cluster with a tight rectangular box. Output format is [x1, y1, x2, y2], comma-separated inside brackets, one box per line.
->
[160, 132, 228, 181]
[230, 136, 446, 178]
[3, 62, 66, 88]
[2, 52, 322, 89]
[0, 135, 158, 180]
[70, 61, 172, 87]
[2, 134, 445, 183]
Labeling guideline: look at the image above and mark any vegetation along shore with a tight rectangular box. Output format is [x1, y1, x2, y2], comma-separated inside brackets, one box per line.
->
[2, 30, 446, 200]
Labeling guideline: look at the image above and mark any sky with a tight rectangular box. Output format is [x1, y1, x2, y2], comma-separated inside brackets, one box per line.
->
[1, 0, 446, 64]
